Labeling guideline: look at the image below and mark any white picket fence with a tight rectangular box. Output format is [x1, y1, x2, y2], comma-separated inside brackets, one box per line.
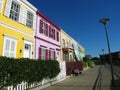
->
[5, 61, 66, 90]
[7, 82, 28, 90]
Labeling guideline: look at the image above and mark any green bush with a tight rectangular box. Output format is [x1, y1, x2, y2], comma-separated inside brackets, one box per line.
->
[0, 57, 60, 89]
[82, 61, 88, 68]
[88, 60, 94, 68]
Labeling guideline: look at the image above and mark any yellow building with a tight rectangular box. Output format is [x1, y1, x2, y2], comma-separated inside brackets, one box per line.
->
[60, 29, 74, 62]
[0, 0, 37, 58]
[60, 29, 85, 62]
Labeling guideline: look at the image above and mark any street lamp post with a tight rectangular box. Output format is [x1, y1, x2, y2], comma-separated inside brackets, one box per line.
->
[101, 49, 104, 63]
[100, 18, 115, 87]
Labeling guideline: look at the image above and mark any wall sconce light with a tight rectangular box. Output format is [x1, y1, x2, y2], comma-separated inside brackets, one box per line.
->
[32, 51, 33, 55]
[20, 49, 22, 53]
[22, 37, 24, 40]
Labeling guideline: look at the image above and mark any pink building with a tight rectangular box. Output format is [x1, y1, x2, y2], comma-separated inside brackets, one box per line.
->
[34, 11, 61, 60]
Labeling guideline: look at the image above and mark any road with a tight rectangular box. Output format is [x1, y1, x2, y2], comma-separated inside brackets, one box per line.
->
[41, 65, 120, 90]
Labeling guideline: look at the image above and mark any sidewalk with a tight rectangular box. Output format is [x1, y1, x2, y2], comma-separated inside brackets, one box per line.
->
[39, 65, 120, 90]
[92, 65, 120, 90]
[100, 65, 120, 90]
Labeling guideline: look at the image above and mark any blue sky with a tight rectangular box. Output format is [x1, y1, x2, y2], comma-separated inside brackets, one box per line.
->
[28, 0, 120, 57]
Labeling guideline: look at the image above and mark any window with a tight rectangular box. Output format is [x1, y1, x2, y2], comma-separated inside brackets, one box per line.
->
[25, 44, 31, 50]
[42, 22, 47, 35]
[49, 50, 55, 60]
[39, 47, 47, 60]
[26, 11, 33, 28]
[9, 1, 20, 21]
[41, 48, 46, 60]
[51, 50, 54, 60]
[62, 39, 65, 47]
[3, 37, 17, 58]
[66, 41, 69, 47]
[63, 53, 69, 61]
[57, 52, 59, 55]
[40, 20, 48, 35]
[49, 27, 55, 39]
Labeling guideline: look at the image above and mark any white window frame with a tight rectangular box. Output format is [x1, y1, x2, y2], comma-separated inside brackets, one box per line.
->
[42, 22, 47, 35]
[49, 27, 55, 39]
[50, 50, 54, 60]
[41, 47, 46, 60]
[26, 11, 33, 28]
[2, 36, 17, 58]
[9, 0, 20, 21]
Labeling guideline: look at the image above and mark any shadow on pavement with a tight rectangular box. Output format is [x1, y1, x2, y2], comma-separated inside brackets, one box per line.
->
[110, 79, 120, 90]
[92, 66, 102, 90]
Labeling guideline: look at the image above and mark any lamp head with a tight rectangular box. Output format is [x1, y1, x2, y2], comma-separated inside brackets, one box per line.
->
[100, 18, 110, 25]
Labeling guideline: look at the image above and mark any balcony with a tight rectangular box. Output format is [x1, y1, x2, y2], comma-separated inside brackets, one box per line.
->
[62, 47, 74, 53]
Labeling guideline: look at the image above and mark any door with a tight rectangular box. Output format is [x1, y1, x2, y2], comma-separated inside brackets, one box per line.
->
[56, 51, 60, 61]
[24, 41, 32, 58]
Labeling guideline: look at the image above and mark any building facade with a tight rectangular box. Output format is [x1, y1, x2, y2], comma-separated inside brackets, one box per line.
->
[60, 29, 74, 62]
[0, 0, 36, 58]
[72, 38, 85, 61]
[34, 11, 60, 60]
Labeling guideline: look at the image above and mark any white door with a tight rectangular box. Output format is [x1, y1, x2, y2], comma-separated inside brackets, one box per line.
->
[56, 51, 60, 61]
[24, 41, 32, 58]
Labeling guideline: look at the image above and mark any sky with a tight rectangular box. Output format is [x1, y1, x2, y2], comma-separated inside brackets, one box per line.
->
[28, 0, 120, 57]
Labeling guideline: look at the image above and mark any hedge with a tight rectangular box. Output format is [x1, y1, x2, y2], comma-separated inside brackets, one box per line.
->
[88, 60, 94, 67]
[0, 56, 60, 89]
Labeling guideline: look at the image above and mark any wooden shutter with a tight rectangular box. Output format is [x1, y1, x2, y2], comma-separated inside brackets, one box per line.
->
[57, 32, 59, 41]
[46, 49, 48, 60]
[19, 6, 24, 24]
[39, 20, 43, 33]
[38, 47, 41, 59]
[23, 8, 27, 25]
[54, 29, 55, 40]
[33, 14, 36, 30]
[49, 50, 51, 60]
[10, 40, 16, 57]
[19, 6, 23, 24]
[4, 38, 10, 57]
[3, 37, 16, 58]
[4, 0, 12, 17]
[0, 0, 3, 12]
[49, 26, 51, 37]
[19, 6, 27, 25]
